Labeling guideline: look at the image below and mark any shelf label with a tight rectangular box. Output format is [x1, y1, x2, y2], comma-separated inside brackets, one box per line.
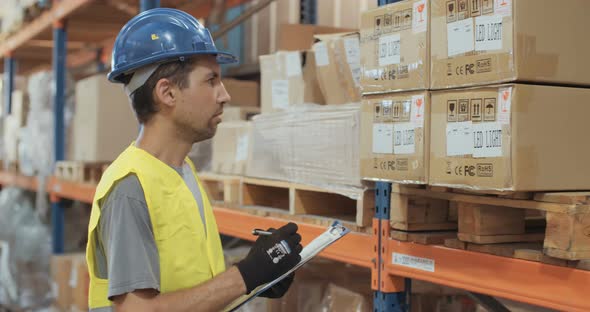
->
[392, 252, 435, 272]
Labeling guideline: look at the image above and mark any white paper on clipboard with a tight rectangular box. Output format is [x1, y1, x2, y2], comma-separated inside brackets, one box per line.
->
[223, 221, 351, 312]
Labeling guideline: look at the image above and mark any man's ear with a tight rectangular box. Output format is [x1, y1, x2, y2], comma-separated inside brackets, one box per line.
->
[153, 78, 177, 109]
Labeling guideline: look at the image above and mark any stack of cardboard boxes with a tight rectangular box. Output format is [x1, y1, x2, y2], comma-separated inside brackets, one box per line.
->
[361, 0, 590, 192]
[360, 0, 431, 185]
[251, 23, 367, 188]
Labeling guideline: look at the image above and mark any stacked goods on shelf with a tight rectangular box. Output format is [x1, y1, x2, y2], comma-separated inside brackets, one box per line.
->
[430, 0, 590, 89]
[359, 0, 431, 183]
[71, 74, 139, 163]
[429, 0, 590, 191]
[18, 71, 75, 177]
[244, 104, 374, 228]
[0, 0, 50, 36]
[381, 0, 590, 264]
[359, 1, 439, 234]
[313, 32, 362, 104]
[243, 0, 370, 64]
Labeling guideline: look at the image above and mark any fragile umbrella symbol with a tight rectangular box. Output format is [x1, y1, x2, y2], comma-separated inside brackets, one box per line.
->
[417, 3, 425, 22]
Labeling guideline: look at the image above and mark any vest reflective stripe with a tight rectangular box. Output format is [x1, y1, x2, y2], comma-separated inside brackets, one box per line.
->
[86, 145, 225, 309]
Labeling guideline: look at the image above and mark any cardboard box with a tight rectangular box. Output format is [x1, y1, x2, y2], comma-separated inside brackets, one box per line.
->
[302, 50, 326, 105]
[50, 254, 75, 311]
[259, 51, 305, 113]
[70, 255, 89, 312]
[313, 33, 361, 104]
[212, 121, 251, 175]
[430, 84, 590, 191]
[360, 0, 430, 93]
[223, 79, 259, 107]
[278, 23, 356, 52]
[360, 91, 429, 184]
[222, 106, 260, 122]
[72, 74, 139, 162]
[317, 0, 377, 29]
[431, 0, 590, 89]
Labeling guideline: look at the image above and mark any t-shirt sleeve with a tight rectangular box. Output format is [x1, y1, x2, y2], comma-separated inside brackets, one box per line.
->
[98, 174, 161, 300]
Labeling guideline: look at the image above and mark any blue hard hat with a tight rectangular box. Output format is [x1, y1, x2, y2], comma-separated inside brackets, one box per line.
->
[107, 8, 237, 83]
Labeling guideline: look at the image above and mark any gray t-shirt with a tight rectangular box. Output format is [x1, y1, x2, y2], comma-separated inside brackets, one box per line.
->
[90, 163, 206, 312]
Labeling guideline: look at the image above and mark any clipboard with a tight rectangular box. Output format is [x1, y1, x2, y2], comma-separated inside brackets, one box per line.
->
[223, 221, 351, 312]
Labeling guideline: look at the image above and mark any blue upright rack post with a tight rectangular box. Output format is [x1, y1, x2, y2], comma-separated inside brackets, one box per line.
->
[300, 0, 317, 24]
[140, 0, 160, 12]
[51, 20, 67, 254]
[3, 56, 15, 115]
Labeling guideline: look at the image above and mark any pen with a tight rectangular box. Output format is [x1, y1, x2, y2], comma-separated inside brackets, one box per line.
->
[252, 229, 273, 236]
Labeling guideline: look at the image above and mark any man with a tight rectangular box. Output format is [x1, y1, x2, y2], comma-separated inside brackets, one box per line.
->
[85, 8, 303, 312]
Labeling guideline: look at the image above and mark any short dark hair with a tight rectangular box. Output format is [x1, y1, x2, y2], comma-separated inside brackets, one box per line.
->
[123, 58, 199, 123]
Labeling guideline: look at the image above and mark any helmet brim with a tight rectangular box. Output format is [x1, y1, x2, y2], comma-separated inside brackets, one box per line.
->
[108, 49, 239, 83]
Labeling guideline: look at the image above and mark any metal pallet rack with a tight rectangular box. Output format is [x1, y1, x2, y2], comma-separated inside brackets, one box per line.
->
[0, 1, 589, 311]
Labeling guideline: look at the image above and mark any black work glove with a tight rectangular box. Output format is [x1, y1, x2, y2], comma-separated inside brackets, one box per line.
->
[236, 222, 303, 294]
[260, 273, 295, 298]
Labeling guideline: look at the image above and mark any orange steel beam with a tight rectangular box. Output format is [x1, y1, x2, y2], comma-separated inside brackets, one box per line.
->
[213, 207, 373, 268]
[384, 239, 590, 312]
[0, 0, 95, 57]
[0, 171, 38, 191]
[48, 177, 95, 204]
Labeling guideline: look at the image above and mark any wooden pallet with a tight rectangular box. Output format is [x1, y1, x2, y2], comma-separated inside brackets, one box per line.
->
[229, 205, 372, 234]
[390, 230, 457, 245]
[444, 239, 590, 272]
[54, 161, 109, 184]
[198, 172, 241, 204]
[240, 177, 374, 227]
[392, 184, 590, 260]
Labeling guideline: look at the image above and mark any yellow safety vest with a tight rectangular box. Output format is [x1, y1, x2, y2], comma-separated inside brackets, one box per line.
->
[86, 144, 225, 309]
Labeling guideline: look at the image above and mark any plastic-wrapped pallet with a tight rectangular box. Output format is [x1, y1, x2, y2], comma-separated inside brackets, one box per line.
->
[0, 188, 52, 310]
[247, 103, 363, 199]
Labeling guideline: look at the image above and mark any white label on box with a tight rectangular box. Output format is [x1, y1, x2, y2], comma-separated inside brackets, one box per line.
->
[393, 253, 435, 272]
[412, 0, 428, 33]
[410, 95, 425, 128]
[446, 121, 473, 156]
[69, 263, 78, 288]
[475, 15, 503, 51]
[344, 37, 361, 86]
[393, 122, 416, 155]
[372, 123, 394, 154]
[494, 0, 512, 17]
[447, 19, 475, 57]
[472, 122, 503, 158]
[271, 80, 289, 109]
[285, 52, 302, 77]
[314, 42, 330, 67]
[497, 87, 512, 124]
[236, 134, 249, 162]
[378, 33, 401, 66]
